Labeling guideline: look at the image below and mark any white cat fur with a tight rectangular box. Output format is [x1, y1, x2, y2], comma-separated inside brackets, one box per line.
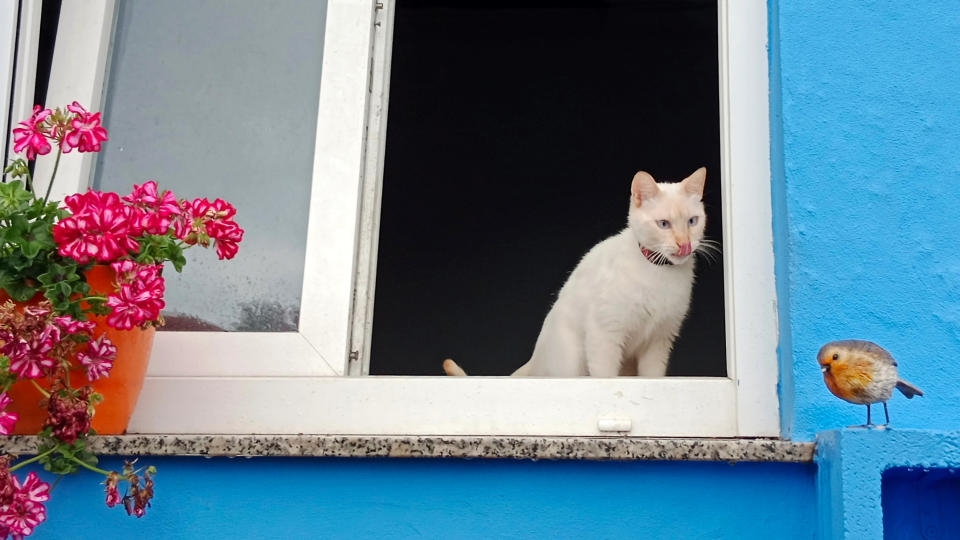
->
[443, 167, 707, 377]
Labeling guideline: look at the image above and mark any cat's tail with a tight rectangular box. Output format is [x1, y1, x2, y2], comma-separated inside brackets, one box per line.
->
[442, 358, 468, 376]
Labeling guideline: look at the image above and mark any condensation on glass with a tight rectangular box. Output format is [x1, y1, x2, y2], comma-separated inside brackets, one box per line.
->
[94, 0, 327, 331]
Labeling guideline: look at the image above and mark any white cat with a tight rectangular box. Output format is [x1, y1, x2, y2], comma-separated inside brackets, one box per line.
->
[443, 167, 711, 377]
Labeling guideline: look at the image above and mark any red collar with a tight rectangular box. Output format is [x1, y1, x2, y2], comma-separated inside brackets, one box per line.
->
[640, 244, 673, 266]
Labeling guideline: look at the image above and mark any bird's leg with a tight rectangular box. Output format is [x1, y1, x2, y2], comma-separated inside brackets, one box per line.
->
[883, 402, 890, 425]
[865, 404, 873, 427]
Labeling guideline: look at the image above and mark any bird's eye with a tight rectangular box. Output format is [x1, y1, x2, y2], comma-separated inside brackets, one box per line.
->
[656, 220, 671, 229]
[832, 353, 839, 361]
[688, 216, 699, 226]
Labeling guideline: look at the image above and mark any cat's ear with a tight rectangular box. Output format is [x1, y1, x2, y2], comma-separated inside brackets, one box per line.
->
[682, 167, 707, 198]
[631, 171, 659, 206]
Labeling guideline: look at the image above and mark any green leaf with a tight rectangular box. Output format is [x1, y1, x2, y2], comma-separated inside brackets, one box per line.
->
[0, 180, 34, 216]
[2, 159, 30, 181]
[3, 279, 38, 302]
[171, 251, 187, 272]
[42, 455, 79, 476]
[21, 241, 41, 259]
[78, 450, 98, 467]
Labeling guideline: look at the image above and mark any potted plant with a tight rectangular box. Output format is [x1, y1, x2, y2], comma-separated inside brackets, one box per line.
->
[0, 102, 244, 536]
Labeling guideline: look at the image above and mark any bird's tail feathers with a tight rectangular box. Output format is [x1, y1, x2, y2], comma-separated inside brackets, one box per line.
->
[896, 379, 924, 399]
[442, 358, 468, 376]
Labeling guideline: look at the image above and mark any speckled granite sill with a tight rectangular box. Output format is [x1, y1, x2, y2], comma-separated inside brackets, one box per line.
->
[0, 435, 814, 462]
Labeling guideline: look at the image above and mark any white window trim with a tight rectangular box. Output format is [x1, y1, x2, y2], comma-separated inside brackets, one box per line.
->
[25, 0, 778, 438]
[3, 0, 40, 163]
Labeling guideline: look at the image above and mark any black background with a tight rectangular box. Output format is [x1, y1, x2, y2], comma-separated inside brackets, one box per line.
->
[370, 0, 726, 376]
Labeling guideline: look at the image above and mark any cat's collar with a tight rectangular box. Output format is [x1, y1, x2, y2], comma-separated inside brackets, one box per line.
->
[639, 244, 674, 266]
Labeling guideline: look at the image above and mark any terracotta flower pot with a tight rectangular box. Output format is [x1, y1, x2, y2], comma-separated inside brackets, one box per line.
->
[2, 265, 155, 435]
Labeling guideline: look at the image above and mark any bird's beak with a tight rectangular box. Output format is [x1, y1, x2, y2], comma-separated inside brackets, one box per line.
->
[821, 364, 830, 373]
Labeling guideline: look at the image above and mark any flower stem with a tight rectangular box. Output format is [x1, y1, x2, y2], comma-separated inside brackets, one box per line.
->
[49, 474, 64, 493]
[9, 446, 58, 472]
[42, 148, 63, 205]
[66, 454, 111, 476]
[76, 295, 107, 303]
[24, 168, 34, 193]
[29, 379, 50, 398]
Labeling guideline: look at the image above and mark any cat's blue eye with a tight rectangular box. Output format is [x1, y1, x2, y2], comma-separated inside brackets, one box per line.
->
[656, 220, 671, 229]
[688, 216, 699, 226]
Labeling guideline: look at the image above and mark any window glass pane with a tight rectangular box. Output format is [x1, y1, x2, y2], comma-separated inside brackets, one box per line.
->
[94, 0, 327, 331]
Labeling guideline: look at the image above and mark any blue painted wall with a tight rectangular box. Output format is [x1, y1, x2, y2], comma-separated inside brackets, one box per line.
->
[29, 458, 815, 539]
[771, 1, 960, 439]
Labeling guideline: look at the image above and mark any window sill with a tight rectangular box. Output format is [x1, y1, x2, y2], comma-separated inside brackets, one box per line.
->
[0, 435, 814, 462]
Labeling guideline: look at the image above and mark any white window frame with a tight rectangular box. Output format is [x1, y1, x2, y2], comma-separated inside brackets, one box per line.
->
[13, 0, 778, 438]
[2, 0, 40, 163]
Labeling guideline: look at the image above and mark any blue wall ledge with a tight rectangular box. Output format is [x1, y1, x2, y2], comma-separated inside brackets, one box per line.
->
[816, 428, 960, 539]
[28, 457, 815, 539]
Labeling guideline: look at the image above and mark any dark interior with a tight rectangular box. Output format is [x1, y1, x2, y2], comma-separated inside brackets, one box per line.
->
[370, 0, 726, 376]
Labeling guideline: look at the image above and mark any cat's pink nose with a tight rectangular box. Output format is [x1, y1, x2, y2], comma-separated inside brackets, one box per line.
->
[675, 243, 692, 257]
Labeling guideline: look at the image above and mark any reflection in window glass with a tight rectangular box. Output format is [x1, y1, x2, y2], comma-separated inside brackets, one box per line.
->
[94, 0, 327, 331]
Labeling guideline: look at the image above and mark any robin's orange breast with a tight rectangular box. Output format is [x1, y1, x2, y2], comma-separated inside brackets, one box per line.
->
[824, 360, 875, 402]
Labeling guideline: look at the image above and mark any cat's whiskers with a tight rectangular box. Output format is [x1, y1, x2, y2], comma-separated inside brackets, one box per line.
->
[694, 248, 718, 265]
[694, 238, 722, 265]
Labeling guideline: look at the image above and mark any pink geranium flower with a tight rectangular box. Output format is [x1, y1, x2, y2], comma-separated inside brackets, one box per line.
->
[0, 394, 18, 435]
[0, 412, 17, 436]
[21, 306, 50, 319]
[124, 181, 180, 215]
[44, 387, 93, 444]
[13, 473, 50, 505]
[209, 198, 237, 220]
[61, 101, 108, 153]
[105, 281, 165, 330]
[0, 473, 48, 536]
[124, 181, 181, 235]
[138, 212, 174, 235]
[173, 197, 244, 258]
[111, 261, 164, 297]
[187, 198, 214, 218]
[53, 315, 95, 335]
[175, 198, 215, 244]
[52, 196, 141, 263]
[63, 190, 122, 216]
[207, 220, 244, 260]
[0, 500, 46, 537]
[110, 260, 139, 280]
[104, 472, 121, 508]
[11, 106, 52, 160]
[5, 325, 59, 379]
[77, 335, 117, 381]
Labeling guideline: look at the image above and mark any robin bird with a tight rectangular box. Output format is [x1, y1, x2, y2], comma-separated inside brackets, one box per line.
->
[817, 339, 924, 426]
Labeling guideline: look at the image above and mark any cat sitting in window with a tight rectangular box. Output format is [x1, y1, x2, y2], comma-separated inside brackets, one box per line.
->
[443, 167, 712, 377]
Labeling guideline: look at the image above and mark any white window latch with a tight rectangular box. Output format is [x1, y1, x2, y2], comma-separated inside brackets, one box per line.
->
[597, 415, 632, 433]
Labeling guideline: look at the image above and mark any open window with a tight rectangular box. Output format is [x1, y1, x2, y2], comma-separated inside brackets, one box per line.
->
[6, 0, 778, 438]
[371, 0, 728, 378]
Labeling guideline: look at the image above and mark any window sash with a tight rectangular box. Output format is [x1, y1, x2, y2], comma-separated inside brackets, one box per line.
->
[33, 0, 779, 438]
[130, 377, 738, 437]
